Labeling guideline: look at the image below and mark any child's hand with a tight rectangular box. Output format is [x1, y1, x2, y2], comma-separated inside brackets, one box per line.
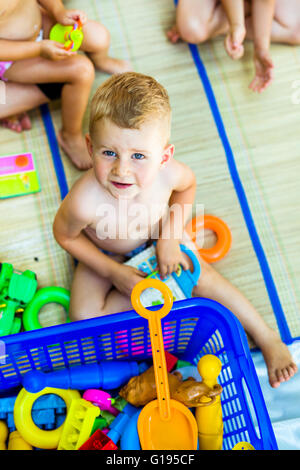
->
[40, 40, 77, 60]
[224, 24, 246, 60]
[249, 49, 274, 93]
[55, 9, 88, 26]
[156, 239, 190, 280]
[112, 264, 148, 298]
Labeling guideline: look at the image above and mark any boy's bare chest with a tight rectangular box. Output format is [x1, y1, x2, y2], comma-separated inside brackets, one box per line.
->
[91, 188, 171, 240]
[0, 0, 42, 40]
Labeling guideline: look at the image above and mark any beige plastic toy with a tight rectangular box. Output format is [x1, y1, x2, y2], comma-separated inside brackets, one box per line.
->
[119, 362, 222, 408]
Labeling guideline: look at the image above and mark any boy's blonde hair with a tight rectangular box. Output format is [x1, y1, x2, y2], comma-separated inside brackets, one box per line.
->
[89, 72, 171, 139]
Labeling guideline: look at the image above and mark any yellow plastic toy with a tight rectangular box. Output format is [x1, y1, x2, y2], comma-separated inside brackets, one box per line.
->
[57, 398, 100, 450]
[0, 420, 8, 450]
[49, 21, 83, 51]
[132, 279, 198, 450]
[195, 354, 223, 450]
[232, 441, 255, 450]
[8, 431, 33, 450]
[14, 387, 80, 449]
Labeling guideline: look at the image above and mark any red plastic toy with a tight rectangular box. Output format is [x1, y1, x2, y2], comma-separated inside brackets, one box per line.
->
[79, 429, 118, 450]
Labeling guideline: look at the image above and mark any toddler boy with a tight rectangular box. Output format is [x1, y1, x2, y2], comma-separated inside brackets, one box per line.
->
[53, 71, 297, 388]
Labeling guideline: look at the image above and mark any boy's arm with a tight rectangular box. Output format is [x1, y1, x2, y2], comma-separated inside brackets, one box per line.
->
[249, 0, 275, 92]
[0, 39, 41, 61]
[220, 0, 245, 59]
[53, 191, 119, 281]
[160, 162, 196, 242]
[38, 0, 87, 25]
[251, 0, 275, 54]
[156, 162, 196, 278]
[220, 0, 244, 30]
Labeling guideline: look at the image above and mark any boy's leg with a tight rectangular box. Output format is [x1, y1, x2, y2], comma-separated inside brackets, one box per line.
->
[4, 55, 95, 170]
[79, 20, 132, 74]
[181, 234, 297, 388]
[70, 260, 132, 321]
[167, 0, 229, 44]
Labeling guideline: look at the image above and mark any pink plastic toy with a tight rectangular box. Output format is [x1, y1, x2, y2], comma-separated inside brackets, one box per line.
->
[82, 390, 119, 417]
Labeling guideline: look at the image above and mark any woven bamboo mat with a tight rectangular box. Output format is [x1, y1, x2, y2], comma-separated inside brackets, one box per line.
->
[0, 0, 299, 338]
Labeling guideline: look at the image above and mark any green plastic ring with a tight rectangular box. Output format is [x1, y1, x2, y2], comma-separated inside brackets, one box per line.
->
[22, 286, 70, 331]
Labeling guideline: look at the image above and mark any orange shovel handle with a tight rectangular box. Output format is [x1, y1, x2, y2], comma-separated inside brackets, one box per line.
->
[131, 279, 173, 421]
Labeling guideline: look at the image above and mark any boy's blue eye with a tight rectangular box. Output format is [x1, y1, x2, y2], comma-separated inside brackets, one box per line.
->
[132, 153, 145, 160]
[103, 150, 116, 157]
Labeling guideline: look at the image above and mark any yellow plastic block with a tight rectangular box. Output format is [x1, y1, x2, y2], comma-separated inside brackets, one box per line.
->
[0, 420, 8, 450]
[57, 398, 100, 450]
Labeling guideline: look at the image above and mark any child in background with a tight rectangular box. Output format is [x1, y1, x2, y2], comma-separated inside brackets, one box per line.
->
[0, 0, 131, 169]
[53, 71, 297, 388]
[167, 0, 300, 93]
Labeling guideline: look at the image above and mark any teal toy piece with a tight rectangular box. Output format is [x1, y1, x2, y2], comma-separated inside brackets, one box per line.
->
[22, 286, 70, 331]
[0, 262, 37, 336]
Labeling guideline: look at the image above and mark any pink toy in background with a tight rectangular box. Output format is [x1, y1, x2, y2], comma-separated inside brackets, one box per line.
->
[83, 390, 119, 417]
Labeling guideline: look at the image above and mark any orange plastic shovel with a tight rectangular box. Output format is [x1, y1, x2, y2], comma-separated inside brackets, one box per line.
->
[131, 279, 198, 450]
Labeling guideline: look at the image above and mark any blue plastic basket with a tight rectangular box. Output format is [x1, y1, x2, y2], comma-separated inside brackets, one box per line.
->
[0, 297, 277, 450]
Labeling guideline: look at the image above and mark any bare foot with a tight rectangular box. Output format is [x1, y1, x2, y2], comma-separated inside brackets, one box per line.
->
[57, 130, 93, 171]
[259, 330, 298, 388]
[0, 112, 31, 133]
[95, 57, 132, 75]
[167, 25, 181, 43]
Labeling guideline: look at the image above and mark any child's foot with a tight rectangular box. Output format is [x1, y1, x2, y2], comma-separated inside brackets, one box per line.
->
[167, 25, 181, 43]
[95, 56, 132, 75]
[57, 130, 93, 171]
[0, 113, 32, 133]
[259, 330, 298, 388]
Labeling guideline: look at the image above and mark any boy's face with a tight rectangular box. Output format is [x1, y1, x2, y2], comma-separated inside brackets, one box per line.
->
[86, 117, 174, 200]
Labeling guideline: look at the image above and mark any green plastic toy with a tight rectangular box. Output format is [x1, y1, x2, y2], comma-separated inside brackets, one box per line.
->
[0, 263, 38, 336]
[22, 286, 70, 331]
[49, 21, 84, 51]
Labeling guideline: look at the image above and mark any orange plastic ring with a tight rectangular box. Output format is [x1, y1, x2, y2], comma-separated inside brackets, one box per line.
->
[185, 214, 232, 263]
[131, 279, 173, 320]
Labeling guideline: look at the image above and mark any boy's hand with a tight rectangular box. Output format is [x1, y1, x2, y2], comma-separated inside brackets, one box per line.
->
[55, 8, 88, 26]
[40, 40, 77, 60]
[224, 25, 246, 60]
[249, 49, 274, 93]
[156, 239, 190, 280]
[111, 264, 148, 298]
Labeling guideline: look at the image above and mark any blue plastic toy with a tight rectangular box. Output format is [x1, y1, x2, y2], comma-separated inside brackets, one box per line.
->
[22, 361, 143, 393]
[106, 403, 138, 445]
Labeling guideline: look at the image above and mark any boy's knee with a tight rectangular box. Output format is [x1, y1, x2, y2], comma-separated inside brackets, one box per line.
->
[72, 56, 95, 84]
[177, 19, 209, 44]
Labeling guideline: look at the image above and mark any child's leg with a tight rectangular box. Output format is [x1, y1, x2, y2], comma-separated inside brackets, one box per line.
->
[79, 20, 132, 74]
[70, 260, 132, 321]
[4, 55, 95, 170]
[0, 82, 49, 132]
[167, 0, 229, 44]
[245, 0, 300, 45]
[181, 234, 297, 388]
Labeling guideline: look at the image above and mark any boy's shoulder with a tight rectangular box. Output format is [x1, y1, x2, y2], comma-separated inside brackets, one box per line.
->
[164, 157, 195, 190]
[65, 169, 105, 217]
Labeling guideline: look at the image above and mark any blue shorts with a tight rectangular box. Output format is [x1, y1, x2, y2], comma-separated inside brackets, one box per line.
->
[101, 242, 149, 260]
